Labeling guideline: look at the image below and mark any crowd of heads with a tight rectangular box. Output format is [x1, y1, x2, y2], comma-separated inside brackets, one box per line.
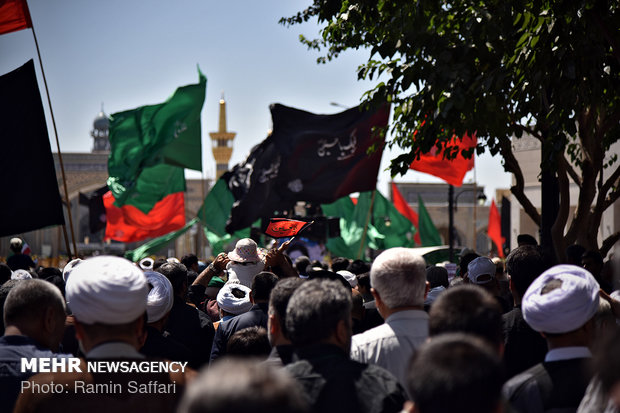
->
[2, 234, 620, 413]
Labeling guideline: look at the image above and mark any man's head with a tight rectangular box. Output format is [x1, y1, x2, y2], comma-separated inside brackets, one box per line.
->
[370, 248, 427, 312]
[522, 264, 599, 342]
[429, 285, 503, 353]
[459, 252, 480, 279]
[66, 256, 149, 352]
[9, 237, 23, 254]
[3, 279, 66, 351]
[505, 245, 545, 302]
[426, 266, 449, 289]
[250, 271, 279, 303]
[178, 358, 308, 413]
[405, 333, 504, 413]
[466, 257, 496, 285]
[331, 257, 351, 273]
[181, 254, 199, 273]
[286, 279, 352, 350]
[582, 250, 604, 279]
[217, 283, 252, 317]
[347, 259, 371, 275]
[157, 261, 188, 299]
[268, 278, 304, 345]
[226, 326, 271, 358]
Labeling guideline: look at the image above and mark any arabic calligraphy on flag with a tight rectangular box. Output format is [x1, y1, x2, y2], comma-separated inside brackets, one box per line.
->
[264, 218, 311, 238]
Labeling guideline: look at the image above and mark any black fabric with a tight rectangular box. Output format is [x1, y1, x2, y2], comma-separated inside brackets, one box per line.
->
[79, 185, 108, 233]
[0, 60, 65, 236]
[503, 358, 593, 413]
[265, 344, 295, 367]
[6, 253, 36, 271]
[285, 343, 407, 413]
[140, 326, 192, 364]
[502, 306, 548, 380]
[224, 103, 390, 233]
[209, 303, 269, 363]
[164, 296, 213, 369]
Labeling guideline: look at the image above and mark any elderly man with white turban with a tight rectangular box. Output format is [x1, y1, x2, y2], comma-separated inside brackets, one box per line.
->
[503, 264, 600, 412]
[140, 271, 192, 364]
[14, 256, 189, 413]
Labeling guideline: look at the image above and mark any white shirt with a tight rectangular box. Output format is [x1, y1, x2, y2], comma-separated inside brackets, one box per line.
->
[544, 346, 591, 362]
[350, 309, 429, 390]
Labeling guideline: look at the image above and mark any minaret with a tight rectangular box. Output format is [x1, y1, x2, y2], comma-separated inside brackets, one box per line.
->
[209, 94, 236, 179]
[91, 103, 110, 153]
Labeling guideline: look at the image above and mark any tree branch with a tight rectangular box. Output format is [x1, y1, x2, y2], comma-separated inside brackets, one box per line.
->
[601, 232, 620, 258]
[560, 154, 582, 187]
[552, 157, 570, 262]
[500, 138, 541, 226]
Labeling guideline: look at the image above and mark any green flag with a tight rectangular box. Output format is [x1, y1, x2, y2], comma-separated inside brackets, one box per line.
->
[322, 192, 383, 260]
[371, 191, 416, 250]
[125, 218, 199, 262]
[108, 68, 206, 208]
[205, 227, 251, 255]
[418, 195, 442, 246]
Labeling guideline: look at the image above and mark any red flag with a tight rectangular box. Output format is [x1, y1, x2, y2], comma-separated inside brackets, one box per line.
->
[487, 198, 505, 258]
[391, 183, 421, 246]
[265, 218, 311, 238]
[103, 191, 185, 243]
[0, 0, 32, 35]
[410, 133, 476, 186]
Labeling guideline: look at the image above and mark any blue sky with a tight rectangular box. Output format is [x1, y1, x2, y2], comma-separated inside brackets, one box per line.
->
[0, 0, 511, 201]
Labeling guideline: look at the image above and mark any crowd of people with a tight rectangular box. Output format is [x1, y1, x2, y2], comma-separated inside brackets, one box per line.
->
[1, 235, 620, 413]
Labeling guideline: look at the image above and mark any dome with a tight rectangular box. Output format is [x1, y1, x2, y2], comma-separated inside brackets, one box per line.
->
[93, 111, 109, 130]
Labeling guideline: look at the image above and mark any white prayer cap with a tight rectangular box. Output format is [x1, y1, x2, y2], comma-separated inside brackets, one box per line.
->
[139, 257, 154, 271]
[62, 258, 82, 282]
[66, 256, 148, 325]
[144, 271, 174, 323]
[522, 264, 600, 334]
[337, 270, 358, 288]
[167, 257, 180, 264]
[11, 269, 32, 280]
[217, 283, 252, 315]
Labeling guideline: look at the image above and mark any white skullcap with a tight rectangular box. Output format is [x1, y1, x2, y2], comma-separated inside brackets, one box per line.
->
[144, 271, 174, 323]
[217, 283, 252, 315]
[337, 270, 358, 288]
[522, 264, 600, 334]
[62, 258, 82, 282]
[167, 257, 180, 264]
[11, 269, 32, 280]
[139, 257, 154, 271]
[66, 256, 148, 325]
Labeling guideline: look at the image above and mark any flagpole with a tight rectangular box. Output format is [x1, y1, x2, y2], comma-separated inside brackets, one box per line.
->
[29, 23, 77, 259]
[357, 190, 377, 260]
[473, 162, 478, 251]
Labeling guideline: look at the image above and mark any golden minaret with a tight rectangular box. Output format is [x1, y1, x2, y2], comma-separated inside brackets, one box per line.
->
[209, 94, 236, 179]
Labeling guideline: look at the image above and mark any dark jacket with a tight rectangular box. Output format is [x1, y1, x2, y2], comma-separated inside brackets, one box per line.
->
[503, 358, 593, 413]
[209, 303, 269, 363]
[502, 306, 548, 380]
[285, 344, 407, 413]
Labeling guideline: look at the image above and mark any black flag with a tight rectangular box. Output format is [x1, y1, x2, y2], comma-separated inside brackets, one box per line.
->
[0, 60, 65, 236]
[79, 185, 108, 234]
[224, 103, 389, 233]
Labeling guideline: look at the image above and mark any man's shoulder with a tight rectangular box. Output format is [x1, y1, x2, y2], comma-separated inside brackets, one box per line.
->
[503, 362, 547, 398]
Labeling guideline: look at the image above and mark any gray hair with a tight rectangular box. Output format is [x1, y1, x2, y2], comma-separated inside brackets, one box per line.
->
[370, 248, 427, 308]
[4, 279, 66, 326]
[285, 279, 351, 347]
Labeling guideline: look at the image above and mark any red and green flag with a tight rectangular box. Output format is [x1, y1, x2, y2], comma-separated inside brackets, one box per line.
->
[107, 68, 206, 211]
[391, 182, 422, 246]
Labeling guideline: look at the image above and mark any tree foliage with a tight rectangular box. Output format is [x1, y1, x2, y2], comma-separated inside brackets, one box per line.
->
[282, 0, 620, 257]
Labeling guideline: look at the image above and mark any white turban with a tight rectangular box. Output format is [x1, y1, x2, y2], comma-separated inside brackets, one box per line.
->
[144, 271, 174, 323]
[337, 270, 358, 288]
[522, 264, 600, 334]
[11, 269, 32, 280]
[62, 258, 82, 282]
[66, 256, 148, 325]
[217, 283, 252, 315]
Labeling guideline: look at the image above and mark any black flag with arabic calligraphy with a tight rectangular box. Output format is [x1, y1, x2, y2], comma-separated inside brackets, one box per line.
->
[223, 103, 390, 234]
